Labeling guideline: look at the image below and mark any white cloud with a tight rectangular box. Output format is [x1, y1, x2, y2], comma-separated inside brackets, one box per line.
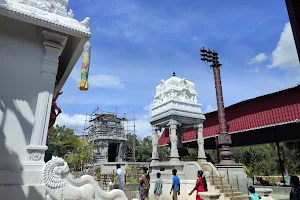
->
[58, 95, 128, 106]
[55, 113, 87, 134]
[248, 68, 260, 73]
[71, 69, 124, 89]
[268, 22, 299, 69]
[247, 53, 267, 64]
[127, 118, 152, 138]
[204, 105, 217, 113]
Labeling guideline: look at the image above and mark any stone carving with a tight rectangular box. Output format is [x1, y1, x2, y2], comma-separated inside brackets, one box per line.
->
[0, 0, 91, 35]
[80, 17, 90, 29]
[43, 156, 128, 200]
[67, 8, 73, 18]
[31, 152, 42, 161]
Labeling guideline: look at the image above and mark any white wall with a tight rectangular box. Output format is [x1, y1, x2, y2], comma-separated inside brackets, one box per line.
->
[0, 15, 45, 170]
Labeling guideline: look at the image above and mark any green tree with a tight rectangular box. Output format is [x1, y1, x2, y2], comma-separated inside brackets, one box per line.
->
[125, 133, 139, 162]
[158, 146, 168, 160]
[136, 136, 152, 162]
[48, 125, 80, 158]
[48, 125, 95, 171]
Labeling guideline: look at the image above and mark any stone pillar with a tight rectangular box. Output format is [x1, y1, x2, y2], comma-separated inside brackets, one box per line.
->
[167, 119, 180, 162]
[23, 30, 67, 171]
[151, 126, 159, 162]
[195, 123, 206, 162]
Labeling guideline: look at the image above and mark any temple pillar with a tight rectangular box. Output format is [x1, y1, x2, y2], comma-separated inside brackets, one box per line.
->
[23, 30, 67, 172]
[167, 119, 180, 162]
[195, 123, 206, 162]
[151, 126, 159, 163]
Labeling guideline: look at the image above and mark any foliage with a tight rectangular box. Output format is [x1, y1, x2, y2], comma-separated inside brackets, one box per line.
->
[126, 166, 139, 184]
[48, 125, 80, 158]
[125, 133, 140, 162]
[94, 166, 101, 181]
[136, 136, 152, 162]
[48, 125, 95, 171]
[231, 142, 300, 177]
[125, 133, 152, 162]
[158, 146, 168, 160]
[111, 170, 118, 185]
[188, 148, 197, 157]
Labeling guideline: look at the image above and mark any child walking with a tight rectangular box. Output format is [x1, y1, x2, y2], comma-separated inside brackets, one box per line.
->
[170, 169, 180, 200]
[154, 173, 163, 200]
[248, 186, 261, 200]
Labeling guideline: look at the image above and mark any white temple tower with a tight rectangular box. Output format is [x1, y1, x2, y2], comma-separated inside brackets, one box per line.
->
[0, 1, 128, 199]
[150, 72, 206, 164]
[149, 72, 209, 200]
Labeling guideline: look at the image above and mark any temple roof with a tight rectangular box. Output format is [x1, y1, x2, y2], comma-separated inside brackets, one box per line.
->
[150, 73, 204, 124]
[155, 73, 197, 98]
[0, 0, 91, 36]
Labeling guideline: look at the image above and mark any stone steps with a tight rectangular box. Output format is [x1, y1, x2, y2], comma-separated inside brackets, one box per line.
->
[208, 178, 248, 200]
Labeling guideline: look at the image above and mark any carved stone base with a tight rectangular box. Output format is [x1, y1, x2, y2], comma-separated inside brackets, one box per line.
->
[0, 184, 46, 199]
[219, 145, 234, 165]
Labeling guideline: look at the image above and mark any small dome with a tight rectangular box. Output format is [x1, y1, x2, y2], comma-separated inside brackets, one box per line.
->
[155, 74, 196, 96]
[152, 73, 199, 107]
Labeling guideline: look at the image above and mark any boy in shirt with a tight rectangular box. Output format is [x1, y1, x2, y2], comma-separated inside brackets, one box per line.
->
[154, 172, 163, 200]
[170, 169, 180, 200]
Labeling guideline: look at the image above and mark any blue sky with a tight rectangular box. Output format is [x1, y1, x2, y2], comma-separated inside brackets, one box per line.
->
[56, 0, 300, 137]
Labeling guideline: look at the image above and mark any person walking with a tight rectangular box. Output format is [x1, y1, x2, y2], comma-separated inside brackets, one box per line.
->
[290, 176, 300, 200]
[116, 164, 125, 190]
[170, 169, 180, 200]
[154, 172, 163, 200]
[139, 167, 150, 200]
[188, 170, 207, 200]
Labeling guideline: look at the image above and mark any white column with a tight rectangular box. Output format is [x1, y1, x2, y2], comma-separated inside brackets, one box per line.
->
[151, 126, 159, 162]
[195, 123, 206, 162]
[23, 30, 67, 170]
[167, 119, 180, 162]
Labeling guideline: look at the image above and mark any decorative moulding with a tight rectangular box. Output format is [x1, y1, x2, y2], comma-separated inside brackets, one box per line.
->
[151, 74, 204, 121]
[0, 0, 91, 36]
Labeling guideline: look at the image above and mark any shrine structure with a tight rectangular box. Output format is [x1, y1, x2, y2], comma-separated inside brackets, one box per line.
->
[148, 73, 250, 200]
[0, 0, 127, 199]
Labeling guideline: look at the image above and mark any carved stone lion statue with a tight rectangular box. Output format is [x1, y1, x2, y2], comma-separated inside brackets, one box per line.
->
[43, 156, 128, 200]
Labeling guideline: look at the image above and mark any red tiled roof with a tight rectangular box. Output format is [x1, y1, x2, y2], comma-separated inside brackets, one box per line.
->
[158, 85, 300, 146]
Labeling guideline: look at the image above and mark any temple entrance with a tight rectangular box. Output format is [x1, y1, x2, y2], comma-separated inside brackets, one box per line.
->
[108, 143, 118, 162]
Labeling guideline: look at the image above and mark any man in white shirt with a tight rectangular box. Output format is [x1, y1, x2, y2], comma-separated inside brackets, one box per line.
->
[116, 164, 125, 190]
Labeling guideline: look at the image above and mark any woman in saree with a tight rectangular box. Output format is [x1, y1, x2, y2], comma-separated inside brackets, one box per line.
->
[139, 167, 150, 200]
[188, 170, 207, 200]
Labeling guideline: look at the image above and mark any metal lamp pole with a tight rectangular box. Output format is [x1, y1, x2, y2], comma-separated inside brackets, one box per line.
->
[200, 47, 234, 165]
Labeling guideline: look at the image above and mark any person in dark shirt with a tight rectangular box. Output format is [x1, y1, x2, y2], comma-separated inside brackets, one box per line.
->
[290, 176, 300, 200]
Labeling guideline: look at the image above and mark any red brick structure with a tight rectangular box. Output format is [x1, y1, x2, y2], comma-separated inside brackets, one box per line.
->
[158, 85, 300, 148]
